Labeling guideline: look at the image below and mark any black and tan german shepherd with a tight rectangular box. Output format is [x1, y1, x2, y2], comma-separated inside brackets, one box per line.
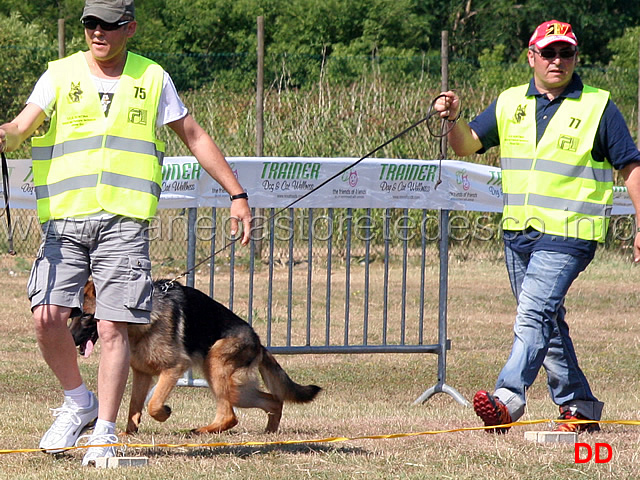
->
[70, 279, 321, 435]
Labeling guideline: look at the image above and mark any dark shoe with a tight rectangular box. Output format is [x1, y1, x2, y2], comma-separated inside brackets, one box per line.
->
[554, 406, 600, 433]
[473, 390, 512, 433]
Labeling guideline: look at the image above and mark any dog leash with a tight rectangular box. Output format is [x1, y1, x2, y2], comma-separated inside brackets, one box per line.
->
[166, 94, 461, 285]
[1, 152, 15, 255]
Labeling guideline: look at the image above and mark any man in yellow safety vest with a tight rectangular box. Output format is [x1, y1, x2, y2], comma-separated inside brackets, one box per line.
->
[0, 0, 251, 465]
[435, 20, 640, 434]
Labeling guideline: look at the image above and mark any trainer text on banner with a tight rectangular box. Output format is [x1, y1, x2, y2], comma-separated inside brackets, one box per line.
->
[2, 157, 634, 214]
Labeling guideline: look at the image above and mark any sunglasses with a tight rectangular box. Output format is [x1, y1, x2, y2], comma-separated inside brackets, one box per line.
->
[532, 48, 577, 60]
[82, 17, 131, 31]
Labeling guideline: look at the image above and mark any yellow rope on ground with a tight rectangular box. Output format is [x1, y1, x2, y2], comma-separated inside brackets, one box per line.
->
[2, 418, 639, 455]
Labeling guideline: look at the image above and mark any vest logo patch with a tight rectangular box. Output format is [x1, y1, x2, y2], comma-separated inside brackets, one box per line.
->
[513, 104, 526, 124]
[68, 82, 83, 103]
[128, 108, 148, 125]
[557, 135, 579, 152]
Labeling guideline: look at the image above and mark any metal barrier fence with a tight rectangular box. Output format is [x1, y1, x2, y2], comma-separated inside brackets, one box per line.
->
[176, 206, 470, 407]
[4, 205, 633, 407]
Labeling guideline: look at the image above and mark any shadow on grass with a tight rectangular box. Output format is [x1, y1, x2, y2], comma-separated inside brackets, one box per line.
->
[143, 443, 369, 459]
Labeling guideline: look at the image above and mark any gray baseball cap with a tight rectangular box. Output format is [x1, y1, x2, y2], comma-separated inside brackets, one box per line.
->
[81, 0, 135, 23]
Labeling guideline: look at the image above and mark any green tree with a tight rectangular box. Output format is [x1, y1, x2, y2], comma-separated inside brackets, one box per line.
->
[608, 26, 640, 70]
[0, 12, 57, 127]
[444, 0, 640, 66]
[2, 0, 640, 97]
[0, 0, 85, 39]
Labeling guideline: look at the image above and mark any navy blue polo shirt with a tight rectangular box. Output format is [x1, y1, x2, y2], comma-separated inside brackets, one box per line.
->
[469, 73, 640, 259]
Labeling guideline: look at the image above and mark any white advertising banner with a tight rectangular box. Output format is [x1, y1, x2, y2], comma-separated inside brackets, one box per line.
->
[1, 157, 634, 215]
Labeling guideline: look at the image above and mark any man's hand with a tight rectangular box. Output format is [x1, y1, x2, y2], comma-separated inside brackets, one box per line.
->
[0, 105, 48, 153]
[621, 162, 640, 263]
[431, 91, 482, 157]
[229, 198, 252, 246]
[434, 91, 460, 121]
[0, 127, 7, 153]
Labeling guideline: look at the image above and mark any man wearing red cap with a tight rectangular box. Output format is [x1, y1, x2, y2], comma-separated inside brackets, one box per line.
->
[435, 20, 640, 433]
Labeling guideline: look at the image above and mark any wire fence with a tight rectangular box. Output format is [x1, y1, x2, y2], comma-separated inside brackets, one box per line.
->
[2, 51, 638, 265]
[3, 207, 635, 273]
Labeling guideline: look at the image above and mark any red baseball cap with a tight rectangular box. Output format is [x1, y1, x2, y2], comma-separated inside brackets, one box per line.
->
[528, 20, 578, 49]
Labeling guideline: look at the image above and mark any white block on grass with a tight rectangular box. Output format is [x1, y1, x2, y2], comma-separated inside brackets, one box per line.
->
[94, 456, 149, 468]
[524, 431, 578, 443]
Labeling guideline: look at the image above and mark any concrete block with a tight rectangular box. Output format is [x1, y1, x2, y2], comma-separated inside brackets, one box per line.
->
[94, 456, 149, 468]
[524, 431, 578, 444]
[524, 431, 540, 442]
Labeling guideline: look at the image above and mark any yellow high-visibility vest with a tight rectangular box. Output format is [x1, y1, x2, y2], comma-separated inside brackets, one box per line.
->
[31, 51, 165, 222]
[496, 83, 612, 242]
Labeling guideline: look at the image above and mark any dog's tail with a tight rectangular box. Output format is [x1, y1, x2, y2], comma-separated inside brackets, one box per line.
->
[258, 346, 321, 403]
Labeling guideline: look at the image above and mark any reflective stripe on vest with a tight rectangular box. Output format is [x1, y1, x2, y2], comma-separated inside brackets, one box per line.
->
[35, 174, 99, 199]
[31, 51, 165, 222]
[502, 157, 613, 183]
[496, 83, 612, 242]
[501, 193, 612, 217]
[101, 171, 162, 198]
[32, 136, 103, 160]
[34, 172, 161, 201]
[32, 135, 164, 165]
[527, 193, 612, 217]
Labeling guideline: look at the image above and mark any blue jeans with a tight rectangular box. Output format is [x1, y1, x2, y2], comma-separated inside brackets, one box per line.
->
[493, 246, 604, 421]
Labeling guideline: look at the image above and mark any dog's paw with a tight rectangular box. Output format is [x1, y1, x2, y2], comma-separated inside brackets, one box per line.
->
[125, 424, 139, 435]
[191, 417, 238, 435]
[149, 405, 172, 422]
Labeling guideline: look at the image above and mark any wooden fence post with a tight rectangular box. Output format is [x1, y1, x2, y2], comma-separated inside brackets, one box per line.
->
[254, 16, 265, 258]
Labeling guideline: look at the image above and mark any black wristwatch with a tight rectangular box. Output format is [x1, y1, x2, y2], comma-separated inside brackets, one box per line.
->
[230, 192, 249, 201]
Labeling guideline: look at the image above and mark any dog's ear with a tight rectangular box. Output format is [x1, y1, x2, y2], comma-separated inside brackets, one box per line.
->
[82, 280, 97, 315]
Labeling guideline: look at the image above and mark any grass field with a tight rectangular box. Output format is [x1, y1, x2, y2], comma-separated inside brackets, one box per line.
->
[0, 251, 639, 479]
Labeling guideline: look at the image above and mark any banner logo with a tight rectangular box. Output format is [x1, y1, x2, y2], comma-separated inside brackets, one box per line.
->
[456, 168, 470, 191]
[341, 169, 359, 187]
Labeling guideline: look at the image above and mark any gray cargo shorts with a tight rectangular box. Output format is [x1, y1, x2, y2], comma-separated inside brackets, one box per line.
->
[27, 215, 153, 323]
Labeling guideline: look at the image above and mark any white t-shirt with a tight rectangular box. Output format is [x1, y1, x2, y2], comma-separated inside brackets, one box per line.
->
[27, 62, 188, 128]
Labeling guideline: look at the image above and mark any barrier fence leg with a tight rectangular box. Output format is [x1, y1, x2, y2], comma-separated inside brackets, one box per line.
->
[176, 208, 208, 388]
[175, 369, 208, 388]
[414, 209, 470, 407]
[147, 369, 208, 405]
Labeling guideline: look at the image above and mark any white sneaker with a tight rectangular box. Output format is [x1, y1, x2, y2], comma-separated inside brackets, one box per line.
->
[78, 433, 119, 466]
[39, 392, 99, 453]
